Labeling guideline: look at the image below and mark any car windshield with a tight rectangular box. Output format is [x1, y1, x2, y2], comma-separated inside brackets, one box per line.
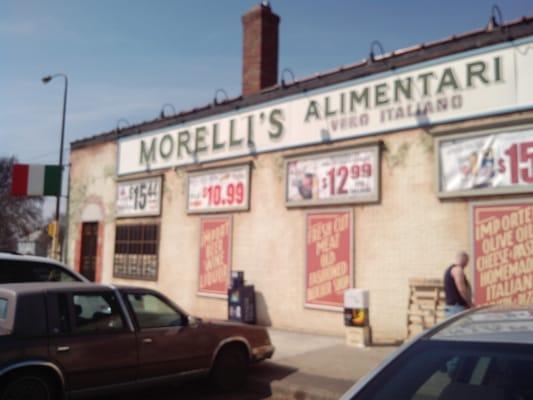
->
[0, 260, 79, 283]
[353, 340, 533, 400]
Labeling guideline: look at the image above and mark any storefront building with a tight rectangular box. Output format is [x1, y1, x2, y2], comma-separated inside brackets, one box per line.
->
[67, 4, 533, 341]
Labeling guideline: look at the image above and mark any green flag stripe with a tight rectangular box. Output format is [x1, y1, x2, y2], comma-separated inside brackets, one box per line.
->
[43, 165, 61, 196]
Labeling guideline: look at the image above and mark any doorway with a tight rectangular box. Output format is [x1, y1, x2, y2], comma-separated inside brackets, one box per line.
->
[80, 222, 98, 281]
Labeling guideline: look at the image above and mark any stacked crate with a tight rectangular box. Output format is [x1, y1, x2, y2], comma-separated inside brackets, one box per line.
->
[406, 278, 446, 338]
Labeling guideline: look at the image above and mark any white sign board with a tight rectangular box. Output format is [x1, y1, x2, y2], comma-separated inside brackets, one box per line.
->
[117, 38, 533, 176]
[286, 146, 379, 206]
[116, 176, 162, 217]
[344, 289, 370, 309]
[187, 165, 250, 214]
[438, 127, 533, 197]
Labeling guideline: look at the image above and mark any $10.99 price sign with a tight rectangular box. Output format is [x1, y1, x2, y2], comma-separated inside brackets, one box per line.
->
[439, 128, 533, 196]
[285, 146, 380, 207]
[187, 165, 250, 213]
[116, 176, 162, 217]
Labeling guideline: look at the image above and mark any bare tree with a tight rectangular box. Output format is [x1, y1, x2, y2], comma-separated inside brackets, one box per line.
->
[0, 157, 43, 251]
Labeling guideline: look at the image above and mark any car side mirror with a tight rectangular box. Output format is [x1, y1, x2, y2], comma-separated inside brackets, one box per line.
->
[187, 316, 201, 328]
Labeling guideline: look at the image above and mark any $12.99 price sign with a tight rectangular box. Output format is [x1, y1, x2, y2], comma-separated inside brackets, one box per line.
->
[286, 146, 380, 207]
[116, 176, 162, 217]
[188, 165, 250, 213]
[439, 129, 533, 195]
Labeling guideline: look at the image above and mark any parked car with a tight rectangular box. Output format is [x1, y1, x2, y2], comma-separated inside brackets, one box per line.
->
[341, 305, 533, 400]
[0, 282, 274, 399]
[0, 253, 87, 284]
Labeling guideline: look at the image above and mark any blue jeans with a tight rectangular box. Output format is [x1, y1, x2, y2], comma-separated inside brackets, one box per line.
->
[444, 304, 466, 318]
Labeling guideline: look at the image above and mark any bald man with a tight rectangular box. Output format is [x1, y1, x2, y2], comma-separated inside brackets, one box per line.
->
[443, 251, 474, 317]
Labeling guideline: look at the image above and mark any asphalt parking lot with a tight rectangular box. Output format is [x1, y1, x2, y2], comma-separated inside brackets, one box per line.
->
[94, 374, 271, 400]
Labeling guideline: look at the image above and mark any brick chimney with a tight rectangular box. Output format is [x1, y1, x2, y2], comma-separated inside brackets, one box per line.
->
[242, 2, 280, 96]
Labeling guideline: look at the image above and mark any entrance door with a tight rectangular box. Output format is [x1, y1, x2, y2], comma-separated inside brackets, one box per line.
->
[80, 222, 98, 281]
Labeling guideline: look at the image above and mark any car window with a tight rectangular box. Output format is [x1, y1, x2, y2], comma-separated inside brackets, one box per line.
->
[127, 293, 185, 329]
[0, 298, 7, 319]
[0, 260, 80, 283]
[353, 341, 533, 400]
[72, 293, 124, 334]
[46, 267, 78, 282]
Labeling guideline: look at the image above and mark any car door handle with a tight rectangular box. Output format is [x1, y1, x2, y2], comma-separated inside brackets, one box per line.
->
[142, 338, 153, 344]
[57, 346, 70, 353]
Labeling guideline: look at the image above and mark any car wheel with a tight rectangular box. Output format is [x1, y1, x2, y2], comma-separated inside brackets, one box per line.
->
[210, 345, 249, 392]
[0, 372, 55, 400]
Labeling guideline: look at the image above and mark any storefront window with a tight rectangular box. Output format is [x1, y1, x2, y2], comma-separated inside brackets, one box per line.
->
[113, 224, 159, 280]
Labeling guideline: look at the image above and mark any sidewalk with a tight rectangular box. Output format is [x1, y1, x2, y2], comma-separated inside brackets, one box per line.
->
[247, 329, 399, 400]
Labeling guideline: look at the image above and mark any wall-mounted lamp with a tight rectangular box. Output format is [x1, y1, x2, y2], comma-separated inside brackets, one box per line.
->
[368, 40, 386, 64]
[213, 89, 229, 105]
[160, 103, 176, 119]
[281, 68, 296, 88]
[116, 118, 130, 131]
[487, 5, 503, 31]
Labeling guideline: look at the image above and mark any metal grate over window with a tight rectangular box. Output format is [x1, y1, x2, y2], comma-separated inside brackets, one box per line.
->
[113, 224, 159, 280]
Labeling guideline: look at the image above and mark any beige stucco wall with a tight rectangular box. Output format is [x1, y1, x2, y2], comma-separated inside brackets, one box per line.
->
[67, 111, 533, 342]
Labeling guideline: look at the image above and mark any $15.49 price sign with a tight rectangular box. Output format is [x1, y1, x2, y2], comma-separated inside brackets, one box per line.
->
[439, 128, 533, 196]
[285, 145, 380, 207]
[187, 165, 250, 213]
[116, 176, 162, 217]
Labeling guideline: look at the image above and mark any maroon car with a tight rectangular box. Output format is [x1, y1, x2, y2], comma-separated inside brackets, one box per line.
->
[0, 282, 274, 399]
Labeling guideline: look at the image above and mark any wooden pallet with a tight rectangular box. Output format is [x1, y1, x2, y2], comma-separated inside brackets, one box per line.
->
[407, 278, 446, 338]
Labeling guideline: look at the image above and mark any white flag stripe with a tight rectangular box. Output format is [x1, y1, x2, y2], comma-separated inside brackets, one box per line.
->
[27, 164, 45, 195]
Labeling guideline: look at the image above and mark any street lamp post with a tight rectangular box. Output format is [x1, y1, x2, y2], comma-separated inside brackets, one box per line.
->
[42, 73, 68, 261]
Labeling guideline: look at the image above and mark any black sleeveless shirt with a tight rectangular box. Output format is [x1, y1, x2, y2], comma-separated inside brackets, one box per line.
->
[444, 265, 468, 306]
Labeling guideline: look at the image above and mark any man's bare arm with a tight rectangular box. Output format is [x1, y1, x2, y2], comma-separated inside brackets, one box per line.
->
[451, 266, 472, 307]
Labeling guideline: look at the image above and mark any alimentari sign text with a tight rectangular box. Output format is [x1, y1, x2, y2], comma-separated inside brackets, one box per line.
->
[118, 40, 533, 175]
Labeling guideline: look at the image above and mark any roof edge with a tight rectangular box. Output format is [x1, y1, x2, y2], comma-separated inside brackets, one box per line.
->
[71, 15, 533, 151]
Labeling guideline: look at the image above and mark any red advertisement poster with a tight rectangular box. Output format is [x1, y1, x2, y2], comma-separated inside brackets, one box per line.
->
[473, 202, 533, 305]
[198, 216, 232, 297]
[306, 210, 353, 309]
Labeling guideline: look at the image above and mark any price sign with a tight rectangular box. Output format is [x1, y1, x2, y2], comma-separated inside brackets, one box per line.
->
[187, 165, 250, 213]
[116, 176, 162, 217]
[439, 128, 533, 197]
[285, 146, 380, 207]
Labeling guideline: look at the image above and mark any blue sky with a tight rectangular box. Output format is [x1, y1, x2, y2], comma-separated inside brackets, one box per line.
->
[1, 0, 532, 216]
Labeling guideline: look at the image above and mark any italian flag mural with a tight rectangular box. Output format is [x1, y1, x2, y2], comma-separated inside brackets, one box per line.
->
[11, 164, 61, 196]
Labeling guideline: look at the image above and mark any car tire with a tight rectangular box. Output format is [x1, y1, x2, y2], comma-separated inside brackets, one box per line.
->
[210, 345, 249, 392]
[0, 371, 57, 400]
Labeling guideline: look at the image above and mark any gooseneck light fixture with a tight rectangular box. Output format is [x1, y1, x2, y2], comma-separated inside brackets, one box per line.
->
[213, 89, 229, 105]
[281, 68, 296, 87]
[160, 103, 176, 119]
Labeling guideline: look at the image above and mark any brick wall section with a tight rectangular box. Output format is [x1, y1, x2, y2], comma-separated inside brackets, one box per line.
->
[242, 3, 280, 96]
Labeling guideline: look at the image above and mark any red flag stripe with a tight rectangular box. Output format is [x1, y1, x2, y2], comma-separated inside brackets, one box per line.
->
[11, 164, 29, 196]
